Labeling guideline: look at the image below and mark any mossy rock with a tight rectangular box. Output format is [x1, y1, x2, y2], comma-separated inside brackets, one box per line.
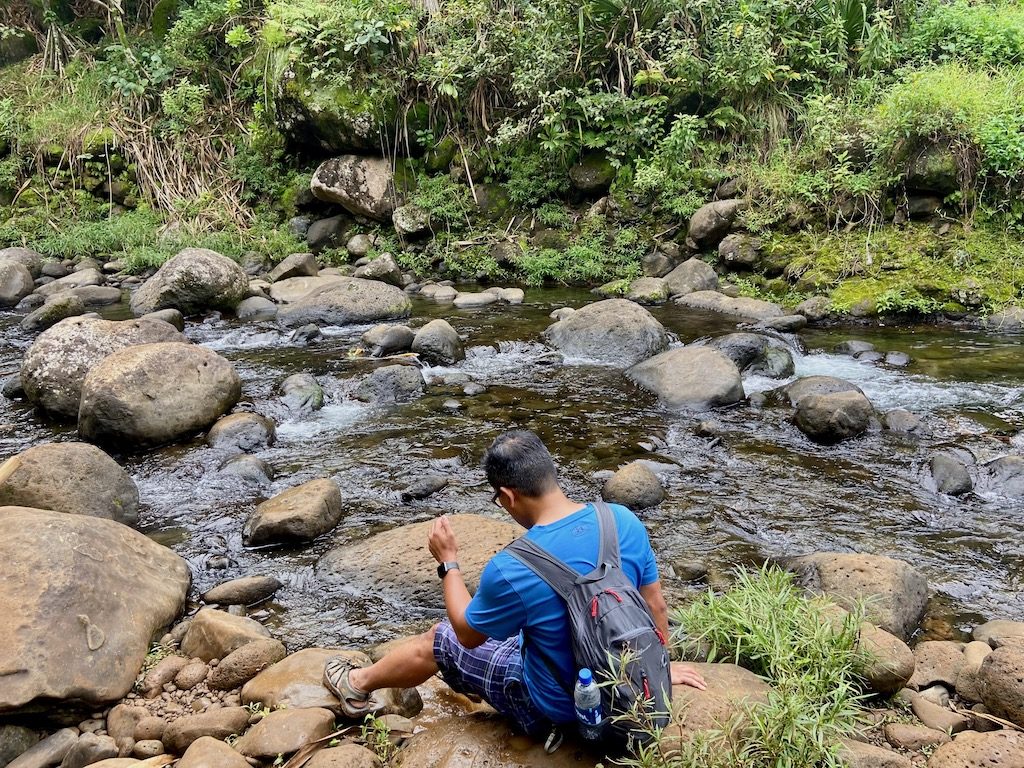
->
[424, 136, 458, 173]
[82, 128, 116, 157]
[151, 0, 181, 41]
[14, 188, 43, 208]
[906, 145, 959, 195]
[0, 30, 38, 66]
[473, 183, 511, 223]
[276, 72, 396, 155]
[569, 152, 616, 195]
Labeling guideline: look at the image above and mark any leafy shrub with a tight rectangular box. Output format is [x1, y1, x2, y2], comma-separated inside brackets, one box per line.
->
[622, 567, 867, 768]
[905, 0, 1024, 67]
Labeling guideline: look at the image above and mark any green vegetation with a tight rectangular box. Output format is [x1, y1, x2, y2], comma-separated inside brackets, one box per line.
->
[625, 567, 868, 768]
[2, 0, 1024, 309]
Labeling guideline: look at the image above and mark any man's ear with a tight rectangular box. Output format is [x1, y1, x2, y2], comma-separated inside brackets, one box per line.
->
[499, 487, 515, 508]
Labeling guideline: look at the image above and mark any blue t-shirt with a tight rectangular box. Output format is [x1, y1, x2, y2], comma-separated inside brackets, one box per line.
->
[463, 502, 659, 723]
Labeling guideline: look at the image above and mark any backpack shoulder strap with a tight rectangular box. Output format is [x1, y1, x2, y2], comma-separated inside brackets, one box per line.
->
[504, 537, 578, 601]
[594, 500, 621, 568]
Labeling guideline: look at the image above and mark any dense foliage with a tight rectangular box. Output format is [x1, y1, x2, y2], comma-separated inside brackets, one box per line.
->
[3, 0, 1024, 307]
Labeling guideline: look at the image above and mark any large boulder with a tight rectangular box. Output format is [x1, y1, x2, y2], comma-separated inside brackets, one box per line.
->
[269, 275, 346, 304]
[412, 319, 464, 365]
[310, 155, 404, 221]
[277, 278, 411, 327]
[793, 390, 874, 444]
[0, 246, 43, 278]
[78, 343, 241, 448]
[318, 515, 521, 608]
[627, 346, 744, 410]
[0, 260, 34, 307]
[0, 507, 189, 711]
[662, 258, 718, 297]
[20, 317, 187, 420]
[687, 200, 745, 249]
[708, 333, 770, 370]
[0, 442, 139, 526]
[130, 249, 250, 316]
[787, 553, 928, 640]
[243, 478, 343, 546]
[977, 645, 1024, 727]
[543, 299, 667, 368]
[926, 731, 1024, 768]
[675, 290, 784, 321]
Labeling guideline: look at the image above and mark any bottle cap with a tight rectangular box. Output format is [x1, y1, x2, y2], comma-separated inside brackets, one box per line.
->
[577, 668, 593, 686]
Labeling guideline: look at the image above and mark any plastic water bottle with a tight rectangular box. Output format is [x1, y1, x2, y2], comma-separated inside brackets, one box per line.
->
[573, 668, 604, 741]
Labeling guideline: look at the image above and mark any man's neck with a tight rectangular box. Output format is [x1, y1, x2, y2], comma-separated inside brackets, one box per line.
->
[520, 489, 587, 528]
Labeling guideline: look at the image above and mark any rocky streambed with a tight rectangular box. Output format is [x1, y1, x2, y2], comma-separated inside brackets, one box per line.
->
[1, 245, 1024, 766]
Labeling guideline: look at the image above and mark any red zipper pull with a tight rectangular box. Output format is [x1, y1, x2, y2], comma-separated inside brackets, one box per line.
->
[605, 589, 623, 602]
[591, 596, 599, 618]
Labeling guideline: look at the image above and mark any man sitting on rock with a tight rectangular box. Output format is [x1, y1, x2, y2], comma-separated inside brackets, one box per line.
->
[323, 429, 706, 744]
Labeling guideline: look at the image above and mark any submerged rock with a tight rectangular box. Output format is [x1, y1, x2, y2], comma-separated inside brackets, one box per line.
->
[544, 299, 667, 368]
[278, 278, 411, 327]
[0, 442, 139, 525]
[412, 319, 464, 365]
[130, 248, 249, 316]
[279, 373, 325, 412]
[982, 455, 1024, 498]
[354, 365, 425, 403]
[602, 462, 664, 509]
[777, 375, 863, 407]
[0, 507, 189, 711]
[627, 347, 744, 410]
[78, 343, 241, 448]
[243, 478, 344, 546]
[400, 475, 449, 502]
[793, 390, 873, 444]
[929, 452, 973, 495]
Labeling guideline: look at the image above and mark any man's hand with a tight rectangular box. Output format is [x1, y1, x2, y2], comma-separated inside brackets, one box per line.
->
[428, 514, 459, 563]
[670, 662, 707, 691]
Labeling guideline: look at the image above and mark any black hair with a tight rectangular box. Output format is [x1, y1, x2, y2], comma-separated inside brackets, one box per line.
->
[482, 430, 558, 497]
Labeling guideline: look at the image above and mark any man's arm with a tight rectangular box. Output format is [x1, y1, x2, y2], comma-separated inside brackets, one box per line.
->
[640, 580, 707, 690]
[639, 580, 670, 642]
[429, 515, 488, 648]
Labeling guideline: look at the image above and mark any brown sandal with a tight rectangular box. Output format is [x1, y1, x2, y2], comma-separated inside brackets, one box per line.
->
[323, 656, 382, 718]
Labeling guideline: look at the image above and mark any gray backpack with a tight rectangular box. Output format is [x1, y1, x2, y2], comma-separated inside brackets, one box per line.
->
[505, 501, 671, 746]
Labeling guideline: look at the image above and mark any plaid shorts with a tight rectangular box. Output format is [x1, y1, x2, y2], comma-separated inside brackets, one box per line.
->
[432, 620, 550, 737]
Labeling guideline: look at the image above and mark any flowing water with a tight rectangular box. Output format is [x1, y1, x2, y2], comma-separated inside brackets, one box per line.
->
[2, 289, 1023, 649]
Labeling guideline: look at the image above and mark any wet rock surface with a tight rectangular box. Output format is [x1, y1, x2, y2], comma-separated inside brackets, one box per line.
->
[544, 298, 667, 367]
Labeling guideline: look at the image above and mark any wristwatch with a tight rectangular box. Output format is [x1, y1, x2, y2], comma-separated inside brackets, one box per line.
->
[437, 561, 460, 579]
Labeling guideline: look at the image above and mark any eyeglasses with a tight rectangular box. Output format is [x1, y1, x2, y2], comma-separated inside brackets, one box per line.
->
[491, 489, 503, 508]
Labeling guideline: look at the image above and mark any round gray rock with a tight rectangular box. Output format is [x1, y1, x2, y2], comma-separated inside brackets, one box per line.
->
[0, 260, 34, 306]
[130, 248, 250, 316]
[0, 246, 44, 277]
[279, 373, 325, 411]
[361, 323, 415, 356]
[202, 576, 282, 606]
[354, 365, 424, 403]
[627, 346, 744, 410]
[663, 258, 719, 297]
[793, 390, 873, 444]
[544, 299, 667, 368]
[412, 319, 465, 365]
[310, 155, 403, 221]
[602, 462, 665, 509]
[930, 453, 973, 495]
[78, 342, 241, 448]
[0, 442, 138, 525]
[206, 413, 276, 452]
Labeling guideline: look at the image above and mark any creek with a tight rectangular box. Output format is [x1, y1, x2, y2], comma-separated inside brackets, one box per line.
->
[2, 288, 1023, 649]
